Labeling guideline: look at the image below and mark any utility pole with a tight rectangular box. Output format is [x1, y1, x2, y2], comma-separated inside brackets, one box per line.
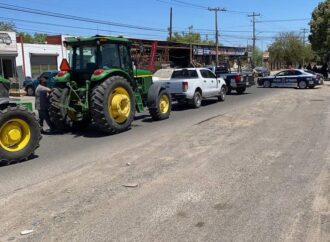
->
[169, 7, 173, 41]
[301, 28, 308, 67]
[248, 12, 260, 68]
[208, 7, 225, 66]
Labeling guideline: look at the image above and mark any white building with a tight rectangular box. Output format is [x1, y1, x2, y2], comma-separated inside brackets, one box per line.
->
[16, 35, 69, 78]
[0, 31, 18, 79]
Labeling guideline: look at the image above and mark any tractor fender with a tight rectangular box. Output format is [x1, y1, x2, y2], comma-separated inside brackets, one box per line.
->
[91, 69, 132, 83]
[0, 98, 10, 106]
[147, 82, 168, 109]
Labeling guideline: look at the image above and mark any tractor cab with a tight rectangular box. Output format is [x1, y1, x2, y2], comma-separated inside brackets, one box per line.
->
[59, 36, 133, 84]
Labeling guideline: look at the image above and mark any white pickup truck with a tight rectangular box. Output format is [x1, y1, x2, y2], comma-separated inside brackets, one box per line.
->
[153, 68, 227, 108]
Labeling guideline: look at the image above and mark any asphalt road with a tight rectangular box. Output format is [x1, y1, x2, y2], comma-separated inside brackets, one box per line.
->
[0, 85, 329, 241]
[0, 86, 275, 197]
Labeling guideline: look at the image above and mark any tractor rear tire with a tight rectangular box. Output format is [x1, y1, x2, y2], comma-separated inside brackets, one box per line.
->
[49, 88, 70, 132]
[49, 88, 90, 132]
[0, 106, 41, 164]
[149, 89, 171, 121]
[91, 76, 136, 134]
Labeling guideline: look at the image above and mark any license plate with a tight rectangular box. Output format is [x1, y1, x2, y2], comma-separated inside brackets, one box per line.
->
[309, 81, 314, 84]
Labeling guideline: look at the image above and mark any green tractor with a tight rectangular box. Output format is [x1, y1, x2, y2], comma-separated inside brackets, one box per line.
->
[49, 36, 171, 134]
[0, 76, 41, 164]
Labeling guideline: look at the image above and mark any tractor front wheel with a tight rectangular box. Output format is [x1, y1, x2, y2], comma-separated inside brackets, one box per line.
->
[91, 76, 136, 134]
[149, 89, 171, 121]
[0, 106, 41, 164]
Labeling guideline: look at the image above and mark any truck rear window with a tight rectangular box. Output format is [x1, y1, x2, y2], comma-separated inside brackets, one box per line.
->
[172, 70, 198, 79]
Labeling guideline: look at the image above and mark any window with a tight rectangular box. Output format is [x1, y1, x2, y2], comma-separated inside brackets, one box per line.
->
[200, 70, 215, 78]
[200, 70, 208, 78]
[172, 69, 198, 79]
[101, 44, 120, 69]
[276, 71, 287, 77]
[73, 46, 98, 71]
[119, 45, 131, 70]
[206, 70, 216, 78]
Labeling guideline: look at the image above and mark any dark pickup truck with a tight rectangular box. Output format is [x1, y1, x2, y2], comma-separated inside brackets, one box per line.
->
[23, 71, 58, 96]
[208, 64, 254, 94]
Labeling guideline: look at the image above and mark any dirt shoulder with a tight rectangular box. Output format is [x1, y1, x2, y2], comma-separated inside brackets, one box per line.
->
[1, 86, 329, 242]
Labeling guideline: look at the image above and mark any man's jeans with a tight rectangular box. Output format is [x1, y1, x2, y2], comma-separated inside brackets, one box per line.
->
[38, 110, 53, 130]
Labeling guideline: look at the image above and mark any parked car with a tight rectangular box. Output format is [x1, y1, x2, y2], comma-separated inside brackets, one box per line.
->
[304, 70, 325, 85]
[257, 69, 321, 89]
[154, 68, 227, 108]
[23, 70, 58, 96]
[253, 66, 270, 77]
[208, 64, 254, 95]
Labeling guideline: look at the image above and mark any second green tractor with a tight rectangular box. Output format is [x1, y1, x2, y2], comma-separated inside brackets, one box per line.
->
[49, 36, 171, 134]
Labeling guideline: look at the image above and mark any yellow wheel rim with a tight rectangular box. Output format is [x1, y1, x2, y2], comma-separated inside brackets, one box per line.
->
[159, 94, 170, 114]
[0, 119, 31, 152]
[108, 87, 131, 124]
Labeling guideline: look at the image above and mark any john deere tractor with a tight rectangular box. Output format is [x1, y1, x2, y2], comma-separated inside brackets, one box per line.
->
[0, 76, 41, 164]
[49, 35, 171, 134]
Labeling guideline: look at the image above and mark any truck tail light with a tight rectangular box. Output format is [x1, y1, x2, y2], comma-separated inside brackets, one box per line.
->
[182, 81, 188, 92]
[235, 75, 241, 83]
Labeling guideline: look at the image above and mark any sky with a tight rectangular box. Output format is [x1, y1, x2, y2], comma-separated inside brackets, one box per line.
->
[0, 0, 323, 50]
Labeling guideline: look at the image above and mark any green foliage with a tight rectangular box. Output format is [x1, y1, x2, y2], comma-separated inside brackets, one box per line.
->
[33, 33, 48, 43]
[0, 21, 16, 31]
[268, 32, 315, 67]
[169, 26, 215, 45]
[17, 32, 47, 43]
[252, 47, 263, 66]
[309, 0, 330, 61]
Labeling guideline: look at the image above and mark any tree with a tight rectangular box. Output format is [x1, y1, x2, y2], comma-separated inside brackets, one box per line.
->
[309, 0, 330, 61]
[17, 32, 34, 43]
[268, 32, 314, 68]
[33, 33, 48, 43]
[252, 46, 263, 67]
[0, 21, 16, 31]
[169, 26, 215, 45]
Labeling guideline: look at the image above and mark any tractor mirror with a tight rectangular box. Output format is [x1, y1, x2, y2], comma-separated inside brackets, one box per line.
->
[60, 58, 70, 72]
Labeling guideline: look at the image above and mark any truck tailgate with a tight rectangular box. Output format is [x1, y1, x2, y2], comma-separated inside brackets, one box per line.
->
[159, 80, 183, 94]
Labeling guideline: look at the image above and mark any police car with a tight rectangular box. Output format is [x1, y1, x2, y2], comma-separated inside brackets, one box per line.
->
[257, 69, 321, 89]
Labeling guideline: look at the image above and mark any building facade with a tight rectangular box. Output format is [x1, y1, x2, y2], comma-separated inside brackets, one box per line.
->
[0, 31, 18, 79]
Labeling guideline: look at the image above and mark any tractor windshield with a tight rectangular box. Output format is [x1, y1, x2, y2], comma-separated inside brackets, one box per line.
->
[72, 43, 132, 73]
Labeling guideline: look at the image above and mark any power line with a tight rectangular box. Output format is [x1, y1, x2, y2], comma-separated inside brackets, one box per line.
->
[0, 2, 168, 33]
[0, 17, 167, 38]
[257, 18, 309, 23]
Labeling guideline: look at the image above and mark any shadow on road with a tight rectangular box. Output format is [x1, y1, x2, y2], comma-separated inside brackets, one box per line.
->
[0, 154, 39, 167]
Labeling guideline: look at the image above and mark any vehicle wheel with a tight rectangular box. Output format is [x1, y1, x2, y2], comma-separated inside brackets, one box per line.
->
[309, 85, 315, 89]
[263, 80, 271, 88]
[26, 86, 34, 96]
[91, 76, 136, 134]
[298, 80, 307, 89]
[49, 88, 89, 132]
[218, 85, 226, 101]
[190, 91, 202, 108]
[236, 87, 246, 95]
[149, 89, 171, 121]
[0, 106, 41, 164]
